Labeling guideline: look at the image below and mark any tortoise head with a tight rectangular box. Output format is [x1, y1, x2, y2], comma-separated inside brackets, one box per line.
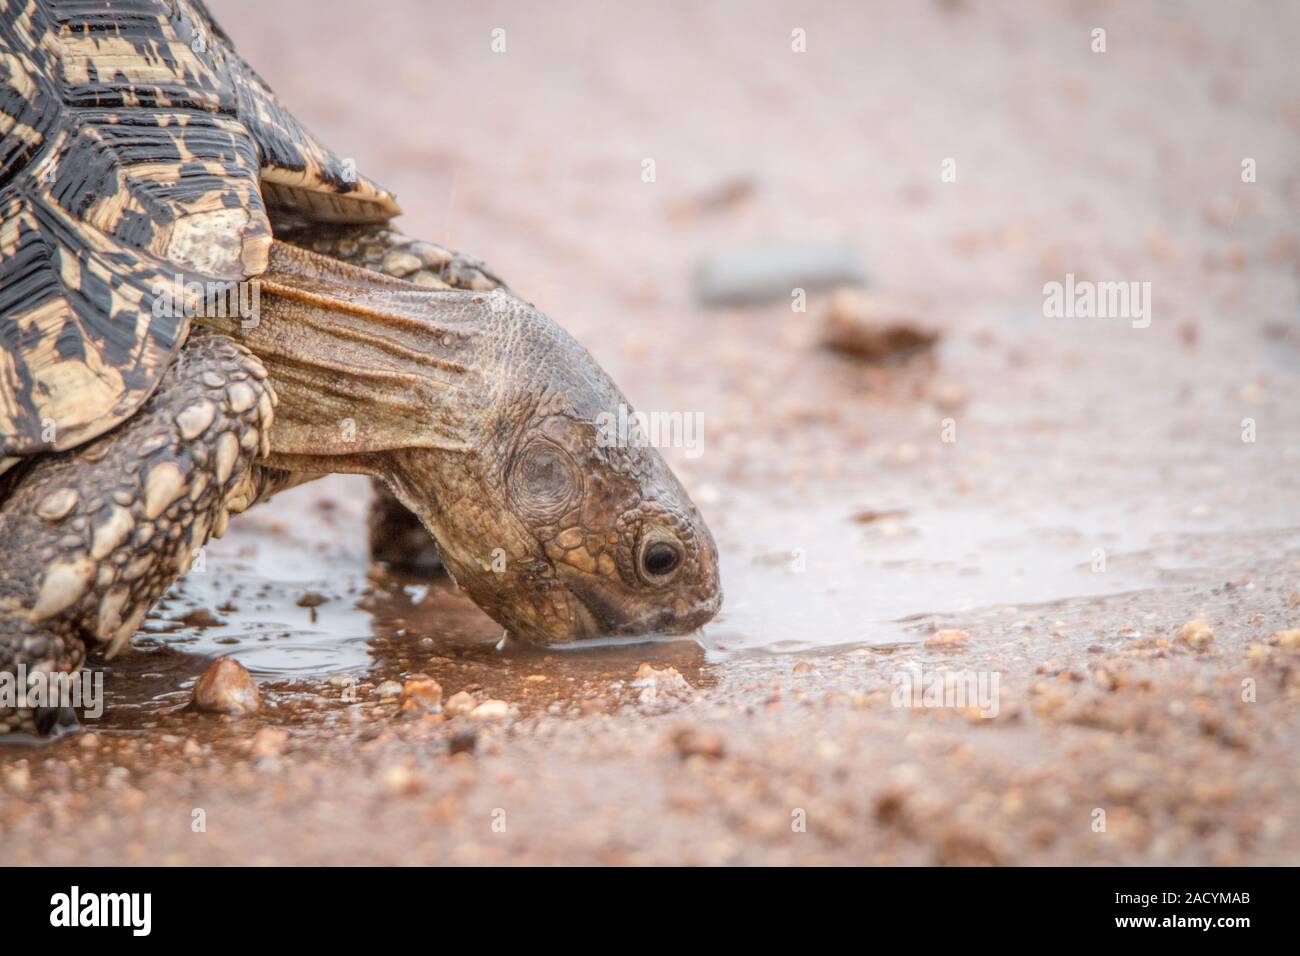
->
[385, 296, 723, 645]
[248, 247, 721, 645]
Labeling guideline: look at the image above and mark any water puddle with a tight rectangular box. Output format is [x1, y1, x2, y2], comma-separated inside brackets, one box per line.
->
[133, 462, 1300, 710]
[116, 477, 715, 724]
[706, 487, 1300, 656]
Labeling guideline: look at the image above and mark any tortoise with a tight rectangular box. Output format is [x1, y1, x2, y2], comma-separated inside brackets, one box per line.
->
[0, 0, 721, 738]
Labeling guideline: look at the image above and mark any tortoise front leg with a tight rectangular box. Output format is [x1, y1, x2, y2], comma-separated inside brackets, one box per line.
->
[0, 330, 274, 739]
[368, 482, 443, 573]
[282, 225, 511, 574]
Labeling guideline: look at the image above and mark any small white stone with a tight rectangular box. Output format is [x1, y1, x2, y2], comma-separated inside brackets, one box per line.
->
[469, 699, 510, 721]
[192, 658, 260, 714]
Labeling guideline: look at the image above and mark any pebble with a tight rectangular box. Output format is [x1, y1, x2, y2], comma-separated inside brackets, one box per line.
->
[192, 658, 259, 715]
[249, 727, 289, 758]
[1273, 629, 1300, 651]
[469, 699, 510, 721]
[444, 691, 477, 717]
[694, 242, 866, 306]
[178, 608, 224, 628]
[373, 680, 403, 698]
[928, 380, 967, 410]
[400, 679, 443, 715]
[672, 726, 725, 760]
[1176, 619, 1214, 649]
[6, 764, 31, 794]
[632, 663, 691, 689]
[448, 730, 477, 756]
[821, 288, 940, 360]
[895, 443, 921, 464]
[1102, 769, 1143, 801]
[381, 764, 421, 795]
[296, 591, 328, 608]
[925, 628, 972, 647]
[1246, 643, 1271, 664]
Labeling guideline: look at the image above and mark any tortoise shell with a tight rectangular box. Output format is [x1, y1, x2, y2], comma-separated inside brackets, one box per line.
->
[0, 0, 400, 473]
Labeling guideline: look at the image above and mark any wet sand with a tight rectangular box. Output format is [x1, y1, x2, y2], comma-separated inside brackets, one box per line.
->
[3, 0, 1299, 865]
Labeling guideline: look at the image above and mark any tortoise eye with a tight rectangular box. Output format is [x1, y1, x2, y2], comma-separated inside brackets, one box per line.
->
[638, 534, 684, 584]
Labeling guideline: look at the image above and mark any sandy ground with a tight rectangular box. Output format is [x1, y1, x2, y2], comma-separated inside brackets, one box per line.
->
[3, 0, 1299, 865]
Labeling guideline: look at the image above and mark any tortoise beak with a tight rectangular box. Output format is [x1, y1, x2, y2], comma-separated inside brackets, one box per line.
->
[560, 574, 721, 640]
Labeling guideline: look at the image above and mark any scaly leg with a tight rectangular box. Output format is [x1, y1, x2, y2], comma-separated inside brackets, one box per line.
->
[368, 481, 443, 573]
[282, 224, 508, 293]
[0, 330, 275, 739]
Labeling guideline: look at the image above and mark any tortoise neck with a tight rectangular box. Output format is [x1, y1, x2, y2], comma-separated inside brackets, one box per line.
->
[193, 241, 495, 477]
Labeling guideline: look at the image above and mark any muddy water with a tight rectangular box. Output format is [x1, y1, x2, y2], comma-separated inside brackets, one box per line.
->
[108, 474, 716, 725]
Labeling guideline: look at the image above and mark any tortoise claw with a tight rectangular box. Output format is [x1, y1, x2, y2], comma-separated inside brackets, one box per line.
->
[0, 706, 81, 746]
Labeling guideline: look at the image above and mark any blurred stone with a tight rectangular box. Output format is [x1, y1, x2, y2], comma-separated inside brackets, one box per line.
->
[1273, 629, 1300, 651]
[192, 658, 259, 715]
[925, 628, 972, 647]
[177, 608, 224, 628]
[250, 727, 289, 758]
[400, 678, 443, 715]
[470, 699, 510, 721]
[632, 663, 691, 691]
[822, 288, 940, 360]
[672, 726, 725, 760]
[694, 242, 865, 306]
[445, 691, 477, 717]
[667, 176, 755, 221]
[1176, 619, 1214, 649]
